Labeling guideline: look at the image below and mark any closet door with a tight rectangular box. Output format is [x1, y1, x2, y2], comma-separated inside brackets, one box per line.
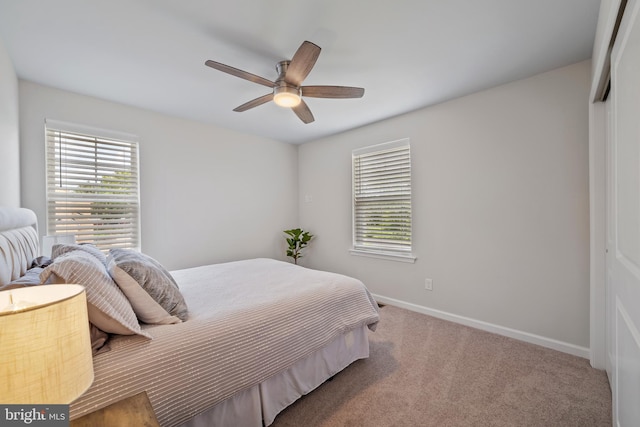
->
[608, 0, 640, 424]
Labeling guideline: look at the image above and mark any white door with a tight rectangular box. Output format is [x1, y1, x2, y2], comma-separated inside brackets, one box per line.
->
[607, 0, 640, 424]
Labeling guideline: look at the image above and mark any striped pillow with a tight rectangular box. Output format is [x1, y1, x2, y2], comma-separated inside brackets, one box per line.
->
[51, 243, 108, 267]
[40, 250, 150, 338]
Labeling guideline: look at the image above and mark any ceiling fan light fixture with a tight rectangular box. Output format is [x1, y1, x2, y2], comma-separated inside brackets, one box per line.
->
[273, 86, 301, 108]
[206, 41, 363, 123]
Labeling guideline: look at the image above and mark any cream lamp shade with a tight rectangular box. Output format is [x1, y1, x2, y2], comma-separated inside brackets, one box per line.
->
[0, 284, 94, 404]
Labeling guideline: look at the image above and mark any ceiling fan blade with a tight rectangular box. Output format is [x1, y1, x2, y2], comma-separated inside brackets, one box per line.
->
[205, 60, 276, 88]
[292, 99, 315, 124]
[301, 85, 365, 99]
[285, 41, 321, 86]
[233, 93, 274, 112]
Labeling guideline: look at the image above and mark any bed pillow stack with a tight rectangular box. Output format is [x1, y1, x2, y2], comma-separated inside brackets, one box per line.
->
[37, 243, 188, 354]
[41, 245, 151, 337]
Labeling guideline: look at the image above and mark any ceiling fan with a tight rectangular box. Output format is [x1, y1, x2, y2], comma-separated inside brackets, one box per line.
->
[205, 41, 364, 124]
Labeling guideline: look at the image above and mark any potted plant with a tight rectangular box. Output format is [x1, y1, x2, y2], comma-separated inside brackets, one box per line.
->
[284, 228, 314, 264]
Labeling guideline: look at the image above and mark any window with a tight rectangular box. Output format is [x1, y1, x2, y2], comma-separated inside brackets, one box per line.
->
[45, 120, 140, 251]
[351, 139, 415, 262]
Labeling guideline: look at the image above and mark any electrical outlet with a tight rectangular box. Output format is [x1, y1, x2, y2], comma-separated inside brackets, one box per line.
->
[424, 278, 433, 291]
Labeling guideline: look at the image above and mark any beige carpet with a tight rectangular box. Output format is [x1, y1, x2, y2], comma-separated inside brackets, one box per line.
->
[271, 304, 611, 427]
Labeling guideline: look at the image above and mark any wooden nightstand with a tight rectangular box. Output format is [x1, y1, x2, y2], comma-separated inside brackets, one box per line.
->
[70, 391, 160, 427]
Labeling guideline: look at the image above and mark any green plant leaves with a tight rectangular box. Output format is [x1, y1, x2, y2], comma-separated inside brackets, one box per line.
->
[283, 228, 314, 264]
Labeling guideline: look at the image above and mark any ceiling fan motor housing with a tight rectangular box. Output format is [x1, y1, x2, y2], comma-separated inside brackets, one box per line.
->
[275, 60, 291, 81]
[274, 61, 301, 107]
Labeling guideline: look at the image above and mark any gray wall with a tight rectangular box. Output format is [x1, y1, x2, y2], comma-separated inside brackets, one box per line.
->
[10, 52, 592, 353]
[0, 38, 20, 207]
[18, 81, 299, 270]
[298, 61, 591, 350]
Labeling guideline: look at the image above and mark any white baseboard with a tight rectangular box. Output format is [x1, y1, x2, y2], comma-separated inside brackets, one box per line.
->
[372, 294, 590, 359]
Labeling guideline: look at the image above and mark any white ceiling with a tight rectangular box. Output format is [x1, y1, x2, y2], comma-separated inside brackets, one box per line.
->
[0, 0, 600, 144]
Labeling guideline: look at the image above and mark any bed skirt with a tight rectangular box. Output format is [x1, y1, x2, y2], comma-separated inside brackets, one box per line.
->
[179, 324, 370, 427]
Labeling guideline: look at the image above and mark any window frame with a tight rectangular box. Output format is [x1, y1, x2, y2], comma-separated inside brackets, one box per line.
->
[350, 138, 416, 263]
[44, 119, 141, 252]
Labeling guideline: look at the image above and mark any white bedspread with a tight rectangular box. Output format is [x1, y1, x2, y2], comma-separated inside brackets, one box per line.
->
[70, 258, 379, 427]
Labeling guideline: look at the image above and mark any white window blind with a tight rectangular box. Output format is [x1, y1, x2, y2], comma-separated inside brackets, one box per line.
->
[45, 121, 140, 251]
[352, 139, 414, 260]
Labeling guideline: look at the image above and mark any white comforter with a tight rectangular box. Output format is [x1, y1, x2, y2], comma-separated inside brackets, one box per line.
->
[70, 258, 379, 426]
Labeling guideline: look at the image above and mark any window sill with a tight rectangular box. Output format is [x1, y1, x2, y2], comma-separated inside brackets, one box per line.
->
[349, 248, 416, 263]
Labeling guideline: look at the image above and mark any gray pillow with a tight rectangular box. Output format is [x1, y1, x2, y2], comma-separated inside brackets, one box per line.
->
[3, 267, 44, 288]
[108, 249, 189, 324]
[40, 250, 151, 338]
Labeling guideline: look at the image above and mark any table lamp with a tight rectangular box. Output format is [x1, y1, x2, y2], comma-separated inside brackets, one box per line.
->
[0, 284, 94, 404]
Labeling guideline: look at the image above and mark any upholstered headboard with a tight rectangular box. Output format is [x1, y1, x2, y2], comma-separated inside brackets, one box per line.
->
[0, 207, 39, 286]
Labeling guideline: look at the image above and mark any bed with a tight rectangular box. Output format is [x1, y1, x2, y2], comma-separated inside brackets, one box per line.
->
[0, 207, 379, 426]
